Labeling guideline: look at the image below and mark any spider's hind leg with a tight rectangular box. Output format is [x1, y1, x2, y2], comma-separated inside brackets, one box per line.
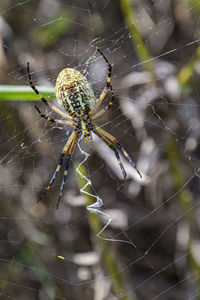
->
[35, 105, 74, 126]
[27, 62, 73, 121]
[90, 49, 112, 116]
[35, 105, 56, 123]
[91, 85, 115, 120]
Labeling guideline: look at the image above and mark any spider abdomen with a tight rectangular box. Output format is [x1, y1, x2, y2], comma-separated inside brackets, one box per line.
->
[56, 68, 96, 117]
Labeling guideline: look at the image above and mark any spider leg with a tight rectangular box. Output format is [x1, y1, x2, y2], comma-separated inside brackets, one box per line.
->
[94, 128, 127, 182]
[35, 105, 74, 126]
[92, 85, 114, 120]
[116, 141, 142, 178]
[90, 49, 112, 116]
[38, 131, 76, 204]
[56, 133, 78, 209]
[27, 62, 73, 121]
[95, 126, 142, 178]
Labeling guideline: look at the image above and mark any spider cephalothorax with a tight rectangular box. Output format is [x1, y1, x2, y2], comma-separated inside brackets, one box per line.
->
[27, 48, 142, 208]
[73, 115, 94, 143]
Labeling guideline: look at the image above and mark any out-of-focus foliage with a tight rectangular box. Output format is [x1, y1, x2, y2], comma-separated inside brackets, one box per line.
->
[33, 11, 72, 48]
[0, 1, 200, 300]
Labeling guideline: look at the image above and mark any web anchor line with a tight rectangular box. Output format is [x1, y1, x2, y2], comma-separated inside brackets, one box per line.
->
[76, 137, 136, 247]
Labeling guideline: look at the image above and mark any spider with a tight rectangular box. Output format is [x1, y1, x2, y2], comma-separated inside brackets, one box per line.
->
[27, 49, 142, 208]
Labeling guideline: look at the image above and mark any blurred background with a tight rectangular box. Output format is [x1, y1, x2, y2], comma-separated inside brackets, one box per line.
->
[0, 0, 200, 299]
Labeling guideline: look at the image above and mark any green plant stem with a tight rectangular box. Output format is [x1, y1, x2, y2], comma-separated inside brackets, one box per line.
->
[177, 45, 200, 87]
[167, 140, 200, 300]
[0, 85, 55, 101]
[119, 0, 154, 74]
[76, 164, 135, 300]
[167, 141, 192, 213]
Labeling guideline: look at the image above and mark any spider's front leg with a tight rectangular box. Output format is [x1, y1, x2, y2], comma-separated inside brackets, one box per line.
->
[38, 131, 76, 206]
[94, 126, 142, 179]
[94, 128, 127, 184]
[56, 133, 78, 209]
[116, 141, 142, 178]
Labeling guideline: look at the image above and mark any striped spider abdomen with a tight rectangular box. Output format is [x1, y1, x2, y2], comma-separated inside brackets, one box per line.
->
[56, 68, 96, 117]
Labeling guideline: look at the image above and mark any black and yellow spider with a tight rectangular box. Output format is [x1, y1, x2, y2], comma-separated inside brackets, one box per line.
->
[27, 49, 142, 208]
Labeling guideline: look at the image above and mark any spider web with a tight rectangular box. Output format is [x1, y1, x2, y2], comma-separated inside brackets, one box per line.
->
[0, 0, 200, 299]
